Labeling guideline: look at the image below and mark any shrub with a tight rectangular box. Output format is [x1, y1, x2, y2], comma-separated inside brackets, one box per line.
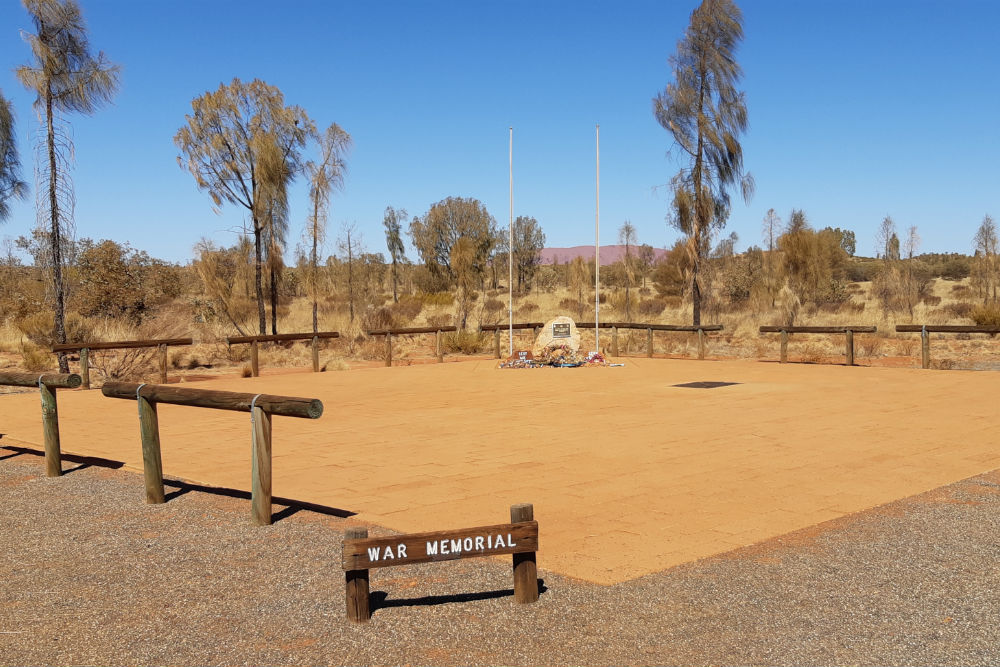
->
[970, 304, 1000, 327]
[443, 331, 485, 354]
[420, 292, 454, 307]
[16, 312, 93, 349]
[951, 284, 972, 298]
[391, 296, 423, 323]
[517, 302, 539, 317]
[558, 298, 578, 312]
[20, 343, 52, 372]
[638, 298, 666, 317]
[921, 294, 942, 306]
[426, 313, 453, 329]
[945, 302, 975, 319]
[362, 306, 395, 332]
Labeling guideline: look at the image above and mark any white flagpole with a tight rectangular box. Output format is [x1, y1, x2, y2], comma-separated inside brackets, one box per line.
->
[508, 127, 514, 356]
[595, 124, 600, 353]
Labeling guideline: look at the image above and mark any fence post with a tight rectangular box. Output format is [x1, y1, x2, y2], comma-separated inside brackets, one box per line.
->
[780, 330, 788, 363]
[612, 327, 619, 357]
[251, 406, 272, 526]
[158, 344, 168, 384]
[921, 326, 930, 369]
[494, 330, 501, 359]
[385, 333, 392, 367]
[436, 330, 443, 363]
[251, 340, 260, 377]
[345, 526, 371, 623]
[39, 381, 61, 477]
[845, 330, 854, 366]
[137, 392, 164, 504]
[312, 336, 320, 373]
[510, 503, 538, 603]
[647, 328, 653, 358]
[697, 328, 705, 360]
[80, 347, 90, 389]
[532, 326, 539, 341]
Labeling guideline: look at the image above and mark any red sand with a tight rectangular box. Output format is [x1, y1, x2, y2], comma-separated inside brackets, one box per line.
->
[2, 358, 998, 584]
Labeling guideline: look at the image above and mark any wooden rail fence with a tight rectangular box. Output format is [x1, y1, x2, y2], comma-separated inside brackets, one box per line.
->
[0, 371, 81, 477]
[482, 321, 723, 359]
[52, 338, 193, 388]
[342, 503, 539, 622]
[226, 331, 340, 377]
[895, 324, 1000, 369]
[365, 326, 458, 366]
[758, 326, 877, 365]
[102, 382, 323, 525]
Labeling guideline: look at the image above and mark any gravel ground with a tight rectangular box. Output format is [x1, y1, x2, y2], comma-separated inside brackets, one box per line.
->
[2, 446, 1000, 666]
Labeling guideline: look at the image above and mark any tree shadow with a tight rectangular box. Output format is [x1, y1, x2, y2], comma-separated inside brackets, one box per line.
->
[370, 578, 547, 615]
[161, 479, 356, 522]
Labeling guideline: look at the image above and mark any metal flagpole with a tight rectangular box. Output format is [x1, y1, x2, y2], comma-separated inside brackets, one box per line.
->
[595, 124, 600, 353]
[509, 127, 514, 357]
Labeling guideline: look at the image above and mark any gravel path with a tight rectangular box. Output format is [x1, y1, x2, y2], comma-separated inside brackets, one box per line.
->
[2, 446, 999, 666]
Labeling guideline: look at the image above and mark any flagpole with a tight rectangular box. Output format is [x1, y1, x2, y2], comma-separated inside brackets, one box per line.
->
[508, 127, 514, 357]
[595, 124, 600, 353]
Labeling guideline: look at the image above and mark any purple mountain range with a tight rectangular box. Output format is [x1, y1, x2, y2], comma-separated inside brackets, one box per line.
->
[539, 245, 669, 266]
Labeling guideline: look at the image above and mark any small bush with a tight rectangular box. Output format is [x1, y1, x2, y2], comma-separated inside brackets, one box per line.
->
[858, 335, 883, 359]
[420, 292, 454, 307]
[20, 343, 52, 372]
[638, 298, 667, 317]
[443, 331, 485, 354]
[391, 296, 423, 322]
[921, 295, 942, 306]
[970, 304, 1000, 327]
[558, 298, 578, 312]
[240, 364, 252, 378]
[945, 302, 975, 319]
[951, 285, 973, 298]
[426, 313, 453, 329]
[517, 302, 539, 317]
[362, 306, 395, 332]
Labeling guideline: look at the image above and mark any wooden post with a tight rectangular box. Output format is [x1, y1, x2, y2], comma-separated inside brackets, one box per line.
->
[611, 327, 619, 357]
[532, 326, 539, 341]
[436, 329, 443, 363]
[845, 329, 854, 366]
[780, 330, 788, 363]
[158, 344, 168, 384]
[921, 327, 930, 369]
[80, 347, 90, 389]
[697, 328, 705, 360]
[311, 336, 320, 373]
[251, 406, 272, 526]
[345, 526, 371, 623]
[510, 503, 538, 604]
[39, 381, 61, 477]
[647, 327, 653, 358]
[137, 393, 164, 504]
[385, 333, 392, 367]
[494, 330, 501, 359]
[250, 340, 260, 377]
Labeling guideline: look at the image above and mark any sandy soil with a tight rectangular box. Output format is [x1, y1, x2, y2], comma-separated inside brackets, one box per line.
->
[2, 357, 998, 585]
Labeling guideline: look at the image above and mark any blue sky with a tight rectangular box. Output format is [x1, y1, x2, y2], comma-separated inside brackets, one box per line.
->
[0, 0, 997, 264]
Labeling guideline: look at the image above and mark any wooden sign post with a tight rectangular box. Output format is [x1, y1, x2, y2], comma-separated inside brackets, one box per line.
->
[342, 503, 539, 622]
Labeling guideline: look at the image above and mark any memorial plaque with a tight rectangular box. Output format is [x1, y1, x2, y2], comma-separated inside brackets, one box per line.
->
[552, 323, 571, 338]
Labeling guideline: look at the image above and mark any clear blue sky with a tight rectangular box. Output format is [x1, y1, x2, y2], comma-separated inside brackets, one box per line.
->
[0, 0, 997, 264]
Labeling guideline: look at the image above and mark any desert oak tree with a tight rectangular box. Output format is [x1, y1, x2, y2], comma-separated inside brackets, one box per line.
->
[0, 90, 28, 222]
[175, 78, 311, 335]
[654, 0, 753, 325]
[16, 0, 119, 371]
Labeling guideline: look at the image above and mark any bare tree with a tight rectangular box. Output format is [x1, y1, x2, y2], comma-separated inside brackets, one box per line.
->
[16, 0, 120, 371]
[973, 214, 999, 302]
[762, 208, 781, 252]
[654, 0, 754, 325]
[875, 215, 897, 261]
[337, 223, 362, 322]
[618, 221, 637, 320]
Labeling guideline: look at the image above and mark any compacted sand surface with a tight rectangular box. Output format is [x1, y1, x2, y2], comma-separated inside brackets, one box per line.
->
[2, 359, 999, 584]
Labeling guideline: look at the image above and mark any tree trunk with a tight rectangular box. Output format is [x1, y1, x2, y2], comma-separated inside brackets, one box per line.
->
[311, 234, 318, 334]
[392, 257, 398, 303]
[347, 230, 354, 322]
[46, 88, 68, 373]
[269, 262, 278, 335]
[691, 259, 701, 326]
[254, 218, 266, 335]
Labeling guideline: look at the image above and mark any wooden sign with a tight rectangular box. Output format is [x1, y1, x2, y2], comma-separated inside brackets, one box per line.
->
[342, 504, 539, 622]
[552, 323, 571, 338]
[343, 521, 537, 570]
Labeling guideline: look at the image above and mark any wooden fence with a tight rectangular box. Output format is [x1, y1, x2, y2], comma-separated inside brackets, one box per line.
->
[482, 321, 723, 359]
[226, 331, 341, 377]
[758, 326, 877, 365]
[102, 382, 323, 525]
[895, 324, 1000, 369]
[365, 326, 458, 366]
[52, 338, 193, 388]
[342, 503, 539, 622]
[0, 371, 81, 477]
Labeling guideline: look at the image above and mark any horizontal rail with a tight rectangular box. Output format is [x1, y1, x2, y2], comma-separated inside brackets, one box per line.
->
[366, 326, 458, 335]
[226, 331, 341, 345]
[479, 323, 544, 332]
[102, 382, 323, 419]
[759, 326, 877, 334]
[578, 322, 724, 332]
[0, 371, 82, 389]
[53, 338, 193, 352]
[896, 325, 1000, 334]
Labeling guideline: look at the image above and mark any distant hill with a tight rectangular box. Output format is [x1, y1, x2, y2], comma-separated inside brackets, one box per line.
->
[540, 245, 669, 266]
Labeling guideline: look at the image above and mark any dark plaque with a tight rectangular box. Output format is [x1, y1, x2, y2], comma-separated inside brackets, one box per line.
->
[552, 323, 571, 338]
